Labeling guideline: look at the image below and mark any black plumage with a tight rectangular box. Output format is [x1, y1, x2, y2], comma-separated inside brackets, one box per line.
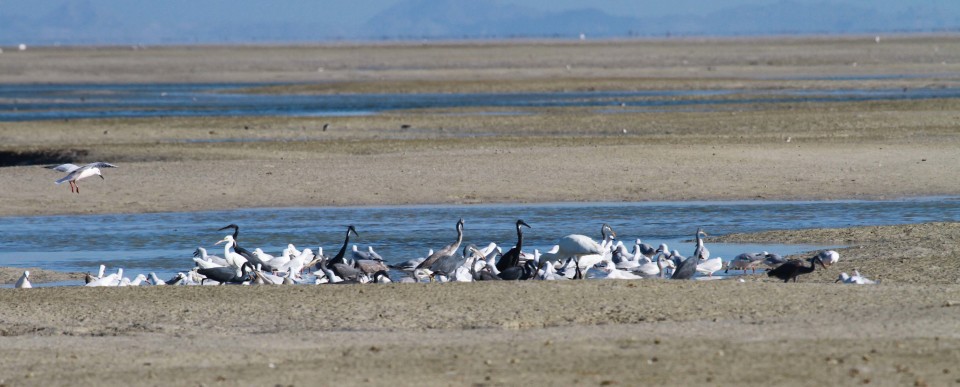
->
[767, 256, 825, 283]
[198, 262, 256, 285]
[496, 219, 531, 273]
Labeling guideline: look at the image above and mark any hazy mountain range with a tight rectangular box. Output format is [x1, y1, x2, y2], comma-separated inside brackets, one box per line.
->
[2, 0, 958, 45]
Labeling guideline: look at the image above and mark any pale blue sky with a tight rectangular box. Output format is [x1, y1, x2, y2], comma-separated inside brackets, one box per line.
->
[3, 0, 948, 27]
[1, 0, 957, 43]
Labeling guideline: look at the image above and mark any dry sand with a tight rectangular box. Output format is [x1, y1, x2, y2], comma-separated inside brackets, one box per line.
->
[1, 37, 960, 386]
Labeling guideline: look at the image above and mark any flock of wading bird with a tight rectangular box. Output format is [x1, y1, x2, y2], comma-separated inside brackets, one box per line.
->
[12, 219, 877, 288]
[12, 161, 876, 288]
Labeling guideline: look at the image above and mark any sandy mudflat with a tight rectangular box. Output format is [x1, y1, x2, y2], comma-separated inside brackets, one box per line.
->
[1, 37, 960, 386]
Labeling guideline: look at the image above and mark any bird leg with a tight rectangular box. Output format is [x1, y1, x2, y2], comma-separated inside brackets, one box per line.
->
[574, 257, 583, 280]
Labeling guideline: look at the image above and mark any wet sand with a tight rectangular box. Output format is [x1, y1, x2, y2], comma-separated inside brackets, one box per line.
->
[1, 37, 960, 386]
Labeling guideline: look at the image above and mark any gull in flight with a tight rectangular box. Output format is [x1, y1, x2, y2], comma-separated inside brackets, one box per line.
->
[47, 162, 117, 193]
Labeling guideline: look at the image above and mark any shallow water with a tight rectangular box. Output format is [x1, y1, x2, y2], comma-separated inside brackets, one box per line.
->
[3, 83, 960, 121]
[1, 198, 958, 281]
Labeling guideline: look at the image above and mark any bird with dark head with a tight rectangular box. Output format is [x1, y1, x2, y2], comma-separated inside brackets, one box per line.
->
[197, 262, 257, 285]
[324, 225, 360, 280]
[767, 255, 826, 283]
[329, 225, 359, 267]
[496, 219, 531, 273]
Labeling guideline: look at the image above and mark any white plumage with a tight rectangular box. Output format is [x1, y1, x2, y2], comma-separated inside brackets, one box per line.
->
[48, 162, 117, 193]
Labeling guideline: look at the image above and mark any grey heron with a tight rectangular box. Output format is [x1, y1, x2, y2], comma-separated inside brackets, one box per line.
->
[671, 228, 708, 280]
[415, 218, 464, 281]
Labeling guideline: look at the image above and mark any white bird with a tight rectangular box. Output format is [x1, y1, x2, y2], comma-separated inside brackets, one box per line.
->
[86, 268, 123, 287]
[696, 257, 724, 277]
[15, 271, 32, 288]
[592, 261, 643, 280]
[47, 162, 117, 194]
[630, 255, 661, 277]
[148, 272, 167, 285]
[119, 274, 148, 286]
[538, 223, 616, 279]
[277, 248, 310, 275]
[193, 247, 226, 266]
[214, 235, 248, 269]
[837, 270, 876, 284]
[253, 248, 275, 263]
[817, 250, 840, 267]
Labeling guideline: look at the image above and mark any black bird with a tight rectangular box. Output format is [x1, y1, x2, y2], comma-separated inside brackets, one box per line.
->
[496, 219, 531, 273]
[197, 262, 257, 285]
[498, 260, 536, 280]
[328, 225, 359, 266]
[217, 224, 265, 268]
[327, 225, 360, 280]
[767, 256, 826, 283]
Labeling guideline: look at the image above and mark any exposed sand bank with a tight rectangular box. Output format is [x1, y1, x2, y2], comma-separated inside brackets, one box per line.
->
[1, 37, 959, 386]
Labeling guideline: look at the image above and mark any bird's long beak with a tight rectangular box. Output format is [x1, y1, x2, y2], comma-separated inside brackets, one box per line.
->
[99, 175, 105, 180]
[214, 238, 228, 245]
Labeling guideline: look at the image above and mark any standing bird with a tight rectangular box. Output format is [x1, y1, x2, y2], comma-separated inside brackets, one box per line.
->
[217, 224, 264, 268]
[328, 225, 359, 267]
[671, 228, 708, 280]
[324, 225, 361, 281]
[691, 228, 709, 260]
[15, 270, 32, 288]
[214, 235, 249, 269]
[496, 219, 531, 273]
[767, 256, 826, 283]
[48, 162, 117, 193]
[539, 223, 616, 279]
[415, 218, 465, 280]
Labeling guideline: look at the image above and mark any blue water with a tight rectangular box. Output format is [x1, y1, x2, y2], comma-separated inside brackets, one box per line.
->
[1, 198, 958, 281]
[3, 83, 960, 121]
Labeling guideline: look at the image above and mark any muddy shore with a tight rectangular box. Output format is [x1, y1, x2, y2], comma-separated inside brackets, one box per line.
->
[1, 37, 960, 386]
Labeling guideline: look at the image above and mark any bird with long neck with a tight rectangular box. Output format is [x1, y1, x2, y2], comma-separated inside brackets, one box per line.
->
[536, 223, 615, 280]
[692, 227, 709, 260]
[496, 219, 531, 273]
[767, 256, 826, 283]
[672, 228, 708, 280]
[214, 235, 248, 270]
[328, 225, 359, 267]
[415, 218, 465, 280]
[217, 224, 264, 268]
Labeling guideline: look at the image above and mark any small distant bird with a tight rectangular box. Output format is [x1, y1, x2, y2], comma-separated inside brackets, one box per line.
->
[47, 162, 117, 193]
[15, 270, 32, 288]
